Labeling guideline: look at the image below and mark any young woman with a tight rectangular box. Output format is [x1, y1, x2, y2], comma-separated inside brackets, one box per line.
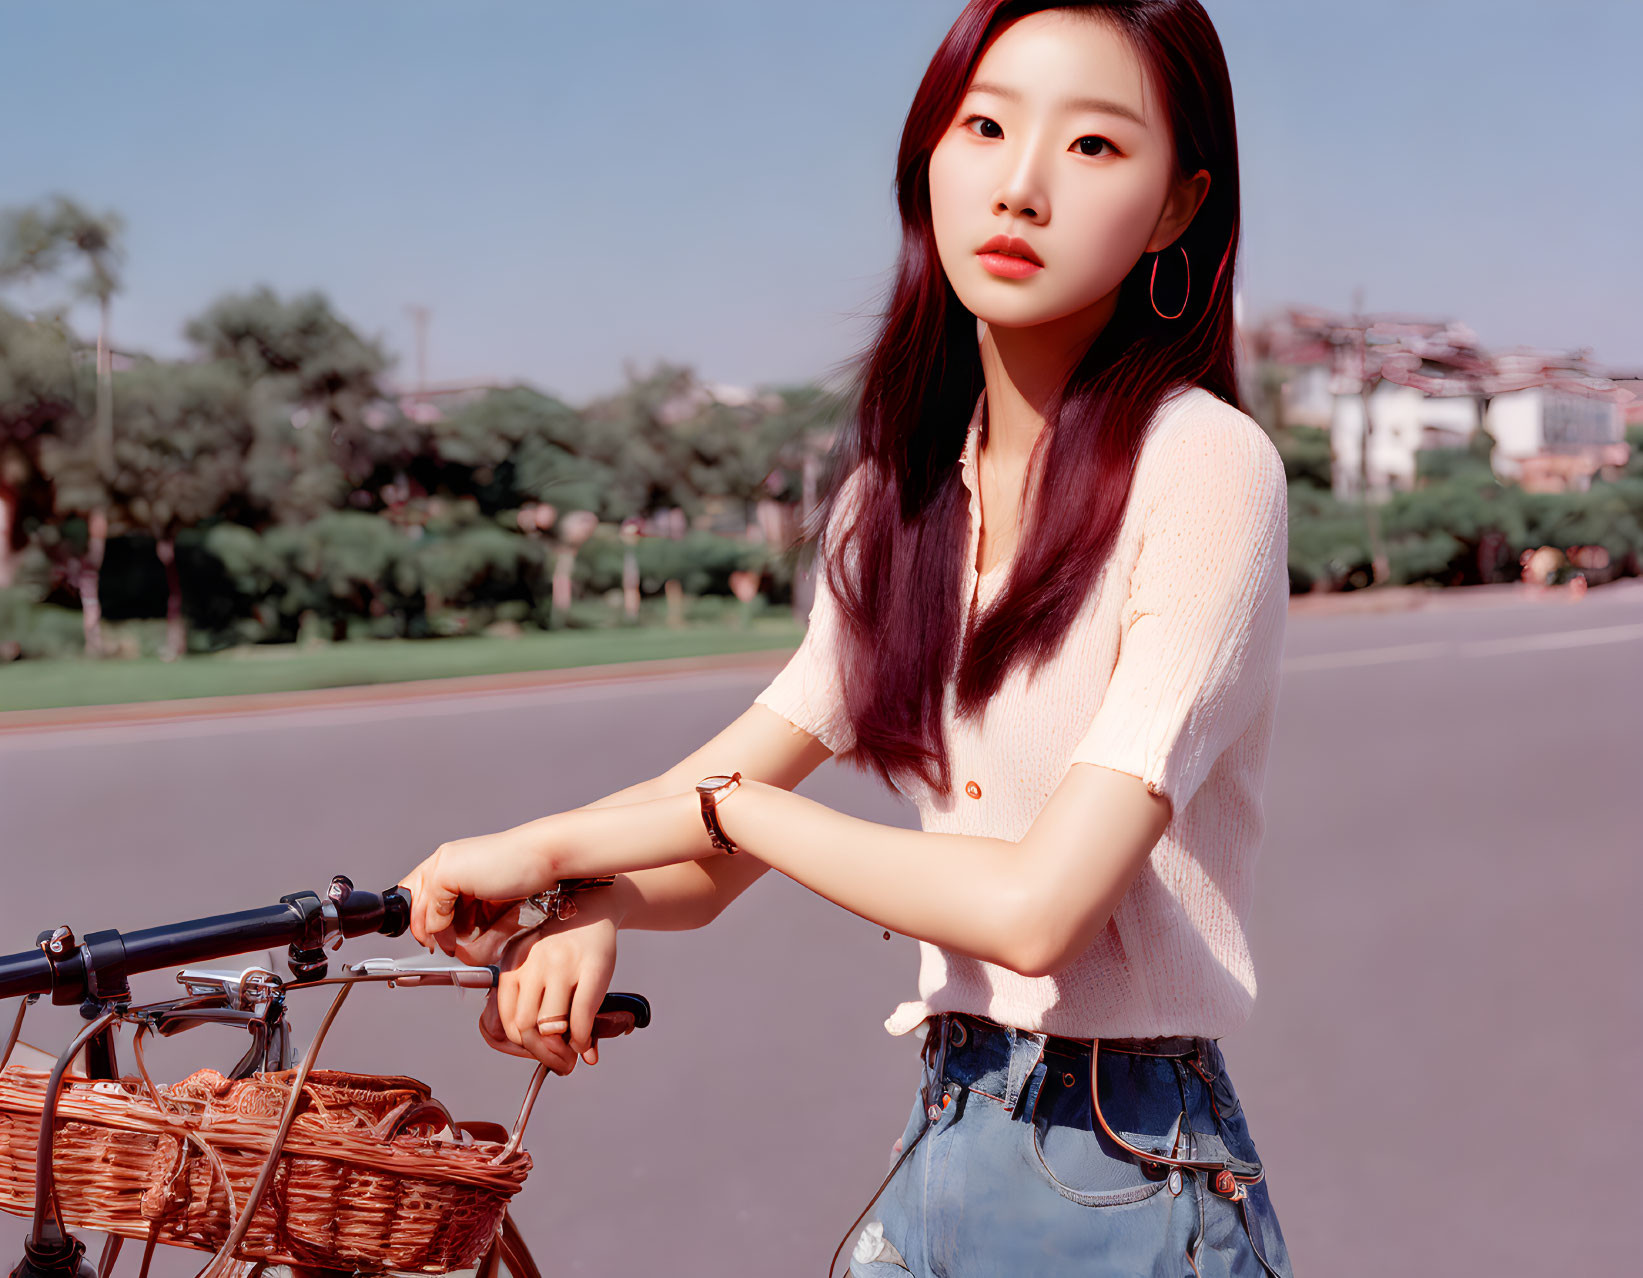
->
[397, 2, 1294, 1273]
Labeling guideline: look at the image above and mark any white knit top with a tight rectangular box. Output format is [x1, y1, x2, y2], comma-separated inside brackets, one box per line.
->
[753, 384, 1290, 1040]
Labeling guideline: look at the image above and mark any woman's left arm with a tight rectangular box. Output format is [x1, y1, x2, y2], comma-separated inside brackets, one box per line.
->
[562, 766, 1167, 975]
[411, 760, 1167, 979]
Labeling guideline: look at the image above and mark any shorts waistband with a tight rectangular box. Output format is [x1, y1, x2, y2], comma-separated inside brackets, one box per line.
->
[925, 1010, 1209, 1061]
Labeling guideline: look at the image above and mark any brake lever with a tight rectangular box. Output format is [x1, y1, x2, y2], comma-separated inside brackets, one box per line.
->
[341, 957, 498, 989]
[175, 965, 284, 1010]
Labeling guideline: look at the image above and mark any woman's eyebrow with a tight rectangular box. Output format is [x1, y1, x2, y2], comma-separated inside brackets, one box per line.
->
[965, 80, 1146, 128]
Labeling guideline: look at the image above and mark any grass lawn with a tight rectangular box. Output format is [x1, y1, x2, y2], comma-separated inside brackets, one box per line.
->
[0, 619, 805, 713]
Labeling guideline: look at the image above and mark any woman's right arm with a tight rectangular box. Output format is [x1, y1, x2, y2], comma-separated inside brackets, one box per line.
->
[574, 701, 835, 931]
[479, 701, 833, 1073]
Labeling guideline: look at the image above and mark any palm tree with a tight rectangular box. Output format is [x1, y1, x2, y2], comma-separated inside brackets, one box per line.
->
[0, 195, 126, 654]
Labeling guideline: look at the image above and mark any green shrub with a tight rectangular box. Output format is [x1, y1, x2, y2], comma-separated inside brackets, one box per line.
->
[0, 588, 86, 659]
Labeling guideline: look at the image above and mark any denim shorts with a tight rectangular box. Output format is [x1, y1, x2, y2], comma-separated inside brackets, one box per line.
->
[843, 1012, 1294, 1278]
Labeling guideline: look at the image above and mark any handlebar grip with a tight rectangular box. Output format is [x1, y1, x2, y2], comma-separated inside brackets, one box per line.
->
[593, 992, 650, 1037]
[377, 885, 412, 938]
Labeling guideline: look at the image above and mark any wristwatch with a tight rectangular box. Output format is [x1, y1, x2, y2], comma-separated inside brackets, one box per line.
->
[696, 772, 744, 855]
[526, 876, 617, 923]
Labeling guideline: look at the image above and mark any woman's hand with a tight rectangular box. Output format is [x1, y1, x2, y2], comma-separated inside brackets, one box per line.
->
[397, 824, 560, 953]
[476, 888, 622, 1075]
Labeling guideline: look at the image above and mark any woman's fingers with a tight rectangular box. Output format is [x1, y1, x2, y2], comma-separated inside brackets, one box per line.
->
[424, 883, 460, 944]
[496, 962, 520, 1044]
[399, 846, 464, 950]
[480, 917, 619, 1075]
[512, 954, 548, 1039]
[411, 856, 440, 948]
[513, 962, 575, 1074]
[439, 896, 476, 960]
[525, 948, 578, 1072]
[413, 874, 449, 951]
[520, 1022, 576, 1075]
[494, 939, 580, 1074]
[481, 985, 572, 1071]
[478, 994, 536, 1060]
[566, 947, 613, 1060]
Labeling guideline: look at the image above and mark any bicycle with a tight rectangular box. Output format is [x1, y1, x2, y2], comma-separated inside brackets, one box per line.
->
[0, 875, 651, 1278]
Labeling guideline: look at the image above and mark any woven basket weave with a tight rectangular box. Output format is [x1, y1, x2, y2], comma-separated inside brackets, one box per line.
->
[0, 1062, 531, 1274]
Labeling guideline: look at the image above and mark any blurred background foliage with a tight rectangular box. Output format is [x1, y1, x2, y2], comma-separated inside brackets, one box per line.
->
[2, 193, 1641, 665]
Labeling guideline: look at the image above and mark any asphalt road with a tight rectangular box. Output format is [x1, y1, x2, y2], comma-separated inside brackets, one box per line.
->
[3, 582, 1639, 1277]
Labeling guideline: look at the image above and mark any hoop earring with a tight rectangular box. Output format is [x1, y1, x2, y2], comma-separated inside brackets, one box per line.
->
[1149, 244, 1190, 320]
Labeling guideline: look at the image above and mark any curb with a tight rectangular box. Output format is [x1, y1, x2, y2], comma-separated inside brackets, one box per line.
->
[1286, 582, 1522, 616]
[1287, 577, 1641, 617]
[0, 648, 795, 736]
[4, 578, 1637, 735]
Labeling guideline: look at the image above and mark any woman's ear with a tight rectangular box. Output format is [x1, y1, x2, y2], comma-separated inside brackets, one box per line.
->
[1147, 167, 1211, 255]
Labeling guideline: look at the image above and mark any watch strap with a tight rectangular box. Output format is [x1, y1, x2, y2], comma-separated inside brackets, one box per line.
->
[698, 772, 743, 855]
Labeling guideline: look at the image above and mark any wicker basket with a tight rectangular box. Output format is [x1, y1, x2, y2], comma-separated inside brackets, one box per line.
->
[0, 1061, 532, 1274]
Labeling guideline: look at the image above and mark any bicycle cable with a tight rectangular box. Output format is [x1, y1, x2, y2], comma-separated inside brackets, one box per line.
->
[825, 1013, 952, 1278]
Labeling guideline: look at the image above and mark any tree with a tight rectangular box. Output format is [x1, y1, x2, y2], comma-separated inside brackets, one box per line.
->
[184, 286, 390, 523]
[0, 195, 126, 652]
[740, 381, 854, 616]
[577, 360, 701, 520]
[42, 358, 252, 659]
[675, 397, 793, 521]
[0, 305, 83, 589]
[429, 385, 598, 513]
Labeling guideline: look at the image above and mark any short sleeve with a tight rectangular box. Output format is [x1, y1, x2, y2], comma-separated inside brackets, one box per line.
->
[752, 465, 866, 755]
[1065, 407, 1289, 816]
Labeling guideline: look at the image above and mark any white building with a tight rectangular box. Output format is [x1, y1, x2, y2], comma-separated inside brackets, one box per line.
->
[1483, 380, 1629, 490]
[1331, 381, 1483, 499]
[1251, 309, 1632, 499]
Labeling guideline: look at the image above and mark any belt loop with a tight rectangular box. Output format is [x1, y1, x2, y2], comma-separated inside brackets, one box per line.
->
[922, 1013, 952, 1121]
[1002, 1028, 1047, 1115]
[1014, 1054, 1049, 1123]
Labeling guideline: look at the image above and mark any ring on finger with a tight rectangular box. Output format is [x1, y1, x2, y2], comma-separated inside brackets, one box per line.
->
[521, 1024, 572, 1071]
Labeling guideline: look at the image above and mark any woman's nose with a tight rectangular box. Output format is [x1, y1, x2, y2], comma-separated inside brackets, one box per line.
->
[993, 167, 1045, 216]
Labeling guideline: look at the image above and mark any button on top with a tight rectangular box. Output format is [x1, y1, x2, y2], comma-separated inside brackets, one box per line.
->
[964, 780, 982, 799]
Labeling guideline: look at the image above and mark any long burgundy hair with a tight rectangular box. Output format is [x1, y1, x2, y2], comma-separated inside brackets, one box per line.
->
[812, 0, 1244, 797]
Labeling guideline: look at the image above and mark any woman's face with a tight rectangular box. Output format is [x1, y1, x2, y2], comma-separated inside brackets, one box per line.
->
[927, 10, 1209, 334]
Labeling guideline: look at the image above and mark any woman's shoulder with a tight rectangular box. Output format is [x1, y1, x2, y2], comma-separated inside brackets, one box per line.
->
[1135, 384, 1287, 506]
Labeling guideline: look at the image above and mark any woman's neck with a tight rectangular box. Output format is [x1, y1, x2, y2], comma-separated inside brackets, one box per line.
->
[976, 299, 1113, 468]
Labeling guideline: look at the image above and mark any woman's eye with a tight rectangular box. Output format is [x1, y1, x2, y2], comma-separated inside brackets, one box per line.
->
[959, 114, 1117, 157]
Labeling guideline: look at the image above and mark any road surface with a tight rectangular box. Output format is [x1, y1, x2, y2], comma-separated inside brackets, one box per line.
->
[2, 582, 1638, 1276]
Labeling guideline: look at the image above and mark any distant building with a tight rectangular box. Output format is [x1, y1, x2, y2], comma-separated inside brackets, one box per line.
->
[1246, 308, 1633, 498]
[1603, 370, 1643, 429]
[1484, 354, 1631, 490]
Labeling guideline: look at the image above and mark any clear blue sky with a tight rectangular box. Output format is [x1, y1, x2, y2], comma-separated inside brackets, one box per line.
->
[3, 0, 1637, 402]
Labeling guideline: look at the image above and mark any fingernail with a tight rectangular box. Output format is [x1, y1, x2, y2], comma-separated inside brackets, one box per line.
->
[537, 1019, 569, 1035]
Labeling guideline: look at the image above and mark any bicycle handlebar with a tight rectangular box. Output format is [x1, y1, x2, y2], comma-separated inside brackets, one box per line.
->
[0, 876, 412, 1004]
[1, 879, 654, 1278]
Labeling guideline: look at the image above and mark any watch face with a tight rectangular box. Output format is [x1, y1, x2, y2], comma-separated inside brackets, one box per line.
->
[698, 775, 735, 792]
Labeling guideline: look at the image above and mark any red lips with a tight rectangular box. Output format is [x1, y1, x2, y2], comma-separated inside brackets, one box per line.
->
[977, 234, 1044, 266]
